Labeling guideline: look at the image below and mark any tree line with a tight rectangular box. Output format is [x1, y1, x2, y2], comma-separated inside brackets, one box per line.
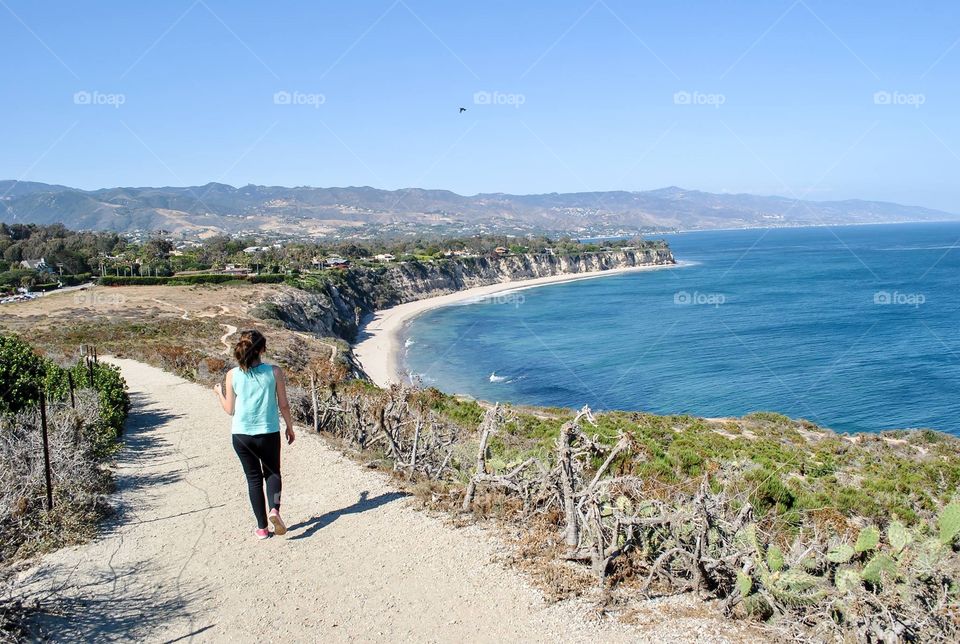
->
[1, 223, 665, 292]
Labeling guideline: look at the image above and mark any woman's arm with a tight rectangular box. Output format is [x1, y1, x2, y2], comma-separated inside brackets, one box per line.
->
[213, 370, 236, 415]
[274, 366, 296, 444]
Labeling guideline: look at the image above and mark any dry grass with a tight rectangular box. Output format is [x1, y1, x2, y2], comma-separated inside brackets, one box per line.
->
[0, 283, 340, 386]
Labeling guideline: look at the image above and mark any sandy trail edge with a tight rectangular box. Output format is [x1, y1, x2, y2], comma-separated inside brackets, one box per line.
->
[353, 264, 681, 388]
[11, 358, 757, 643]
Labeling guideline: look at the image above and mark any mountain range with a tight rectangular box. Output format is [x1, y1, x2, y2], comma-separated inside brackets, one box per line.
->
[1, 180, 956, 238]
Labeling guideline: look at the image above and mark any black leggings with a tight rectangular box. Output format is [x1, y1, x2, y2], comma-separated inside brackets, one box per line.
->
[232, 432, 282, 529]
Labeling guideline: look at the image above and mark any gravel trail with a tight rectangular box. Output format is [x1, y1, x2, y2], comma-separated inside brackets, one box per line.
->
[14, 359, 760, 643]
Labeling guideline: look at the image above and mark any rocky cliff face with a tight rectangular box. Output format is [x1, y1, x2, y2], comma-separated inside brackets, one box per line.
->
[258, 246, 675, 342]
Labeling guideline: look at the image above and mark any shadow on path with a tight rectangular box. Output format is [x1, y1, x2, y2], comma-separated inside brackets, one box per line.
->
[287, 491, 407, 540]
[20, 561, 211, 642]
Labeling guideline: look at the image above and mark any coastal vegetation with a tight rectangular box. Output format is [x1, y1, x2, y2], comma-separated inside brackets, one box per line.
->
[0, 335, 130, 637]
[296, 380, 960, 642]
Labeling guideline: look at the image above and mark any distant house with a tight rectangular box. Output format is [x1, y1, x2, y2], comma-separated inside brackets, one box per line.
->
[20, 257, 54, 273]
[373, 253, 396, 262]
[222, 264, 251, 275]
[243, 246, 269, 254]
[494, 247, 509, 256]
[325, 256, 350, 269]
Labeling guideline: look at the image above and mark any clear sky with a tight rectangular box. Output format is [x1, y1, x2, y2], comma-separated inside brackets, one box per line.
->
[1, 1, 959, 211]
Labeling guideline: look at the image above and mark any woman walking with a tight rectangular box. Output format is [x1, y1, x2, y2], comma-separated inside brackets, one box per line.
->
[214, 330, 296, 539]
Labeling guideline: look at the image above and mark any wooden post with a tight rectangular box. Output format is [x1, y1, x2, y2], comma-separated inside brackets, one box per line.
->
[461, 404, 498, 512]
[558, 421, 580, 552]
[39, 392, 54, 511]
[67, 372, 76, 408]
[310, 373, 319, 433]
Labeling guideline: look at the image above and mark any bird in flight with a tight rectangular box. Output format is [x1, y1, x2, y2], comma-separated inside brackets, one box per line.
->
[459, 107, 467, 113]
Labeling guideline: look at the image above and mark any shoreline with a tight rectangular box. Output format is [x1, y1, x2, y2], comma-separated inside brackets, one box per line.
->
[352, 263, 680, 388]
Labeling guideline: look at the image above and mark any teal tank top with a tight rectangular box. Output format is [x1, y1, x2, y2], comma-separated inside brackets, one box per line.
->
[231, 363, 280, 435]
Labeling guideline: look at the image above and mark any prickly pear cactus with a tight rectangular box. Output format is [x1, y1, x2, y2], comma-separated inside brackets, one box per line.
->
[767, 569, 827, 607]
[861, 553, 897, 585]
[767, 545, 785, 572]
[913, 538, 947, 579]
[855, 525, 880, 553]
[736, 570, 752, 596]
[834, 567, 861, 593]
[739, 522, 761, 555]
[938, 502, 960, 546]
[827, 543, 855, 564]
[887, 521, 911, 553]
[743, 593, 772, 619]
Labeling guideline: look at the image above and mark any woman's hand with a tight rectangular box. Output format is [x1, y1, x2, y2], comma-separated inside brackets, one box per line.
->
[285, 426, 296, 445]
[214, 376, 235, 415]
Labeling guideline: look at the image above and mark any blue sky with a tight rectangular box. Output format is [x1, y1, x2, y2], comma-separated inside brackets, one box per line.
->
[1, 0, 959, 211]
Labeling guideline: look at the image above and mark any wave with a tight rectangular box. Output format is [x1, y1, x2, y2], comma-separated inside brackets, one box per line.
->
[489, 371, 508, 383]
[404, 337, 415, 348]
[877, 245, 960, 251]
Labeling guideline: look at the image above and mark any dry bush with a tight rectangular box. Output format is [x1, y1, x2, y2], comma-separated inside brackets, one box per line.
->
[305, 382, 960, 642]
[0, 391, 113, 563]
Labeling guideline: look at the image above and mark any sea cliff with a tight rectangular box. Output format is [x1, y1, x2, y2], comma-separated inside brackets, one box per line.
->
[256, 245, 675, 342]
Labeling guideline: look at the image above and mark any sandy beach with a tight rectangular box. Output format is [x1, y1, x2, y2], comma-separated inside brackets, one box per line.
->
[352, 264, 678, 387]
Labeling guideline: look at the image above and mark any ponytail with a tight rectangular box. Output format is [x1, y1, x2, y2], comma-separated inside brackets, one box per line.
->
[234, 330, 266, 371]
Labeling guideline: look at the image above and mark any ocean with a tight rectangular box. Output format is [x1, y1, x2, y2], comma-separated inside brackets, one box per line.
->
[402, 223, 960, 435]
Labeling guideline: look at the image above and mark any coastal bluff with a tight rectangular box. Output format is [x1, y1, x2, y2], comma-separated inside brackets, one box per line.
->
[256, 245, 675, 342]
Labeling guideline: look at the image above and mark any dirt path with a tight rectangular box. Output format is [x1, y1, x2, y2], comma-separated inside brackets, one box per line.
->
[13, 360, 756, 643]
[218, 324, 238, 354]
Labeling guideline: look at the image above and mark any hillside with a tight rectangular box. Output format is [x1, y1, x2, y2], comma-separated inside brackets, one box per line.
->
[1, 181, 955, 239]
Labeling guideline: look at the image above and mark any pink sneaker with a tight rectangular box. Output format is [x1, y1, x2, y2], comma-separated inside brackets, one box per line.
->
[269, 509, 287, 536]
[254, 528, 270, 540]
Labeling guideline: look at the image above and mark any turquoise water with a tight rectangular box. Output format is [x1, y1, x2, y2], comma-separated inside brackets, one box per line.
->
[403, 223, 960, 435]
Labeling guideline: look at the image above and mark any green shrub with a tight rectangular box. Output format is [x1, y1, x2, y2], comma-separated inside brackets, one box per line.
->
[98, 273, 282, 287]
[247, 273, 285, 284]
[99, 275, 171, 286]
[1, 334, 129, 453]
[44, 361, 129, 451]
[0, 335, 46, 414]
